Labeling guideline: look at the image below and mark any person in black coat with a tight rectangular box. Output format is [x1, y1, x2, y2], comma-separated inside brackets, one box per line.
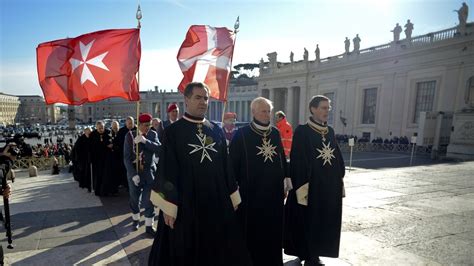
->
[71, 127, 92, 191]
[116, 117, 137, 190]
[284, 95, 345, 266]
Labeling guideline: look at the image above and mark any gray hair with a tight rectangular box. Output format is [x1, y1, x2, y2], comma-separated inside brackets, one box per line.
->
[95, 120, 104, 127]
[250, 97, 273, 112]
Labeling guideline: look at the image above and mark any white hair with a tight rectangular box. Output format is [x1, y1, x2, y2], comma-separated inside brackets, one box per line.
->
[250, 97, 273, 112]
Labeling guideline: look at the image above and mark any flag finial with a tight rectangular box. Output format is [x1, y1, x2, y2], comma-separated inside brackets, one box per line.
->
[234, 16, 240, 33]
[136, 4, 142, 29]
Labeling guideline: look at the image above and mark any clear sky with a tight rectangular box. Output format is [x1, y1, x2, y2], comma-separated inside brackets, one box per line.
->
[0, 0, 471, 96]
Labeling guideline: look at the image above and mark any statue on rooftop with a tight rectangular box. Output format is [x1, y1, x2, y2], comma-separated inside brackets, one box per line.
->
[391, 23, 403, 42]
[455, 2, 469, 35]
[404, 19, 414, 40]
[353, 34, 361, 53]
[315, 44, 320, 61]
[344, 37, 350, 54]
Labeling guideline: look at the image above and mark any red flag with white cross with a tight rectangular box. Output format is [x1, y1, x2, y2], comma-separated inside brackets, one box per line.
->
[177, 25, 235, 102]
[36, 28, 141, 105]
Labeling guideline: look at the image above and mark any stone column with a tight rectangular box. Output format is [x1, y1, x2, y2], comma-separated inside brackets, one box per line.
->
[269, 89, 275, 104]
[298, 86, 307, 124]
[431, 112, 444, 159]
[286, 87, 295, 126]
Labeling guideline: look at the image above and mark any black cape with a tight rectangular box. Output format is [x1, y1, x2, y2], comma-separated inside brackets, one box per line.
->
[116, 126, 136, 188]
[90, 129, 116, 196]
[229, 124, 288, 266]
[71, 134, 92, 191]
[284, 121, 345, 259]
[149, 115, 252, 266]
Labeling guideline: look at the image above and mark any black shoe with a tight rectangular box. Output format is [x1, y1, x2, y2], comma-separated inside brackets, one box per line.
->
[145, 226, 156, 237]
[304, 257, 324, 266]
[291, 258, 302, 266]
[132, 220, 140, 231]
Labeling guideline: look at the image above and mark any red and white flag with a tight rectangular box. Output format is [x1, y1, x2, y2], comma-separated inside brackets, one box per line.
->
[177, 25, 235, 102]
[37, 29, 141, 105]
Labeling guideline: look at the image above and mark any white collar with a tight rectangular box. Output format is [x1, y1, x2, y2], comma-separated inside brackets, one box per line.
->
[183, 115, 206, 124]
[252, 121, 271, 131]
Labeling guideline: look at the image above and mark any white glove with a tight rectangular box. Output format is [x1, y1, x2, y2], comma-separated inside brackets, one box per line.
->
[134, 135, 146, 144]
[132, 175, 140, 186]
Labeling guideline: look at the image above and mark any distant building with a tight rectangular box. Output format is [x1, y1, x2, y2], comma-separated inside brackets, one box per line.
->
[16, 95, 60, 125]
[76, 76, 258, 124]
[0, 93, 20, 126]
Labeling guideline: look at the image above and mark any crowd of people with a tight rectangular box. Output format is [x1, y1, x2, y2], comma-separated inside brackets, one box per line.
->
[69, 81, 345, 266]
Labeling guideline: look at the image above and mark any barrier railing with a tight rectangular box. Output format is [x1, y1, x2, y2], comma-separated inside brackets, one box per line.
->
[338, 143, 432, 155]
[12, 156, 67, 171]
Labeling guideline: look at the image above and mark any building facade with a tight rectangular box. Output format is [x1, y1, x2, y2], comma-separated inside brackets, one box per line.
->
[76, 78, 259, 124]
[0, 93, 20, 126]
[258, 22, 474, 142]
[16, 95, 60, 125]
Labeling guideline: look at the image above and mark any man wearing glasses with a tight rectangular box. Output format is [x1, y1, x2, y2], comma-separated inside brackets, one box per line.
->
[123, 113, 161, 237]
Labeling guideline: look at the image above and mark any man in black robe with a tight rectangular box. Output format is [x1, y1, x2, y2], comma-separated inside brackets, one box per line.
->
[116, 117, 136, 189]
[229, 97, 290, 266]
[149, 82, 251, 266]
[90, 121, 114, 196]
[284, 95, 345, 266]
[72, 127, 92, 191]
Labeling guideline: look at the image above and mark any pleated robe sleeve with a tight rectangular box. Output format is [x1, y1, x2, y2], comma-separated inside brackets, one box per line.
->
[150, 128, 179, 219]
[220, 127, 241, 208]
[289, 126, 311, 206]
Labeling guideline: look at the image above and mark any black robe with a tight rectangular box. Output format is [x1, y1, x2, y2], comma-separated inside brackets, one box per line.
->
[148, 115, 252, 266]
[71, 134, 92, 191]
[90, 129, 115, 196]
[229, 124, 288, 266]
[284, 121, 345, 259]
[116, 126, 136, 188]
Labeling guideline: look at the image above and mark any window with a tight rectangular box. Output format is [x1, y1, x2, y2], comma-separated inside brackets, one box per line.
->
[362, 88, 377, 124]
[413, 81, 436, 123]
[323, 92, 335, 125]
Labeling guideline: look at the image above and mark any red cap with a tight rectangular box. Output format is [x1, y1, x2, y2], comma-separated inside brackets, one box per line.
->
[167, 103, 178, 113]
[139, 113, 153, 123]
[224, 112, 237, 120]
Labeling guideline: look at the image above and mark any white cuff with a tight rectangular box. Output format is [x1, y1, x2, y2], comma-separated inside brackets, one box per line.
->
[230, 190, 242, 208]
[145, 217, 154, 227]
[296, 183, 309, 206]
[150, 190, 178, 219]
[132, 213, 140, 221]
[284, 177, 293, 193]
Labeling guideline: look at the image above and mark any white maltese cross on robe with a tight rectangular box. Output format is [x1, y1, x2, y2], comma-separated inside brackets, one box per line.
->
[316, 142, 336, 166]
[256, 138, 277, 163]
[188, 134, 217, 163]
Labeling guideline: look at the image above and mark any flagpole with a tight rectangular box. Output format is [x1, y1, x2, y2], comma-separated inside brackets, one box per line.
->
[221, 16, 239, 124]
[135, 4, 142, 173]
